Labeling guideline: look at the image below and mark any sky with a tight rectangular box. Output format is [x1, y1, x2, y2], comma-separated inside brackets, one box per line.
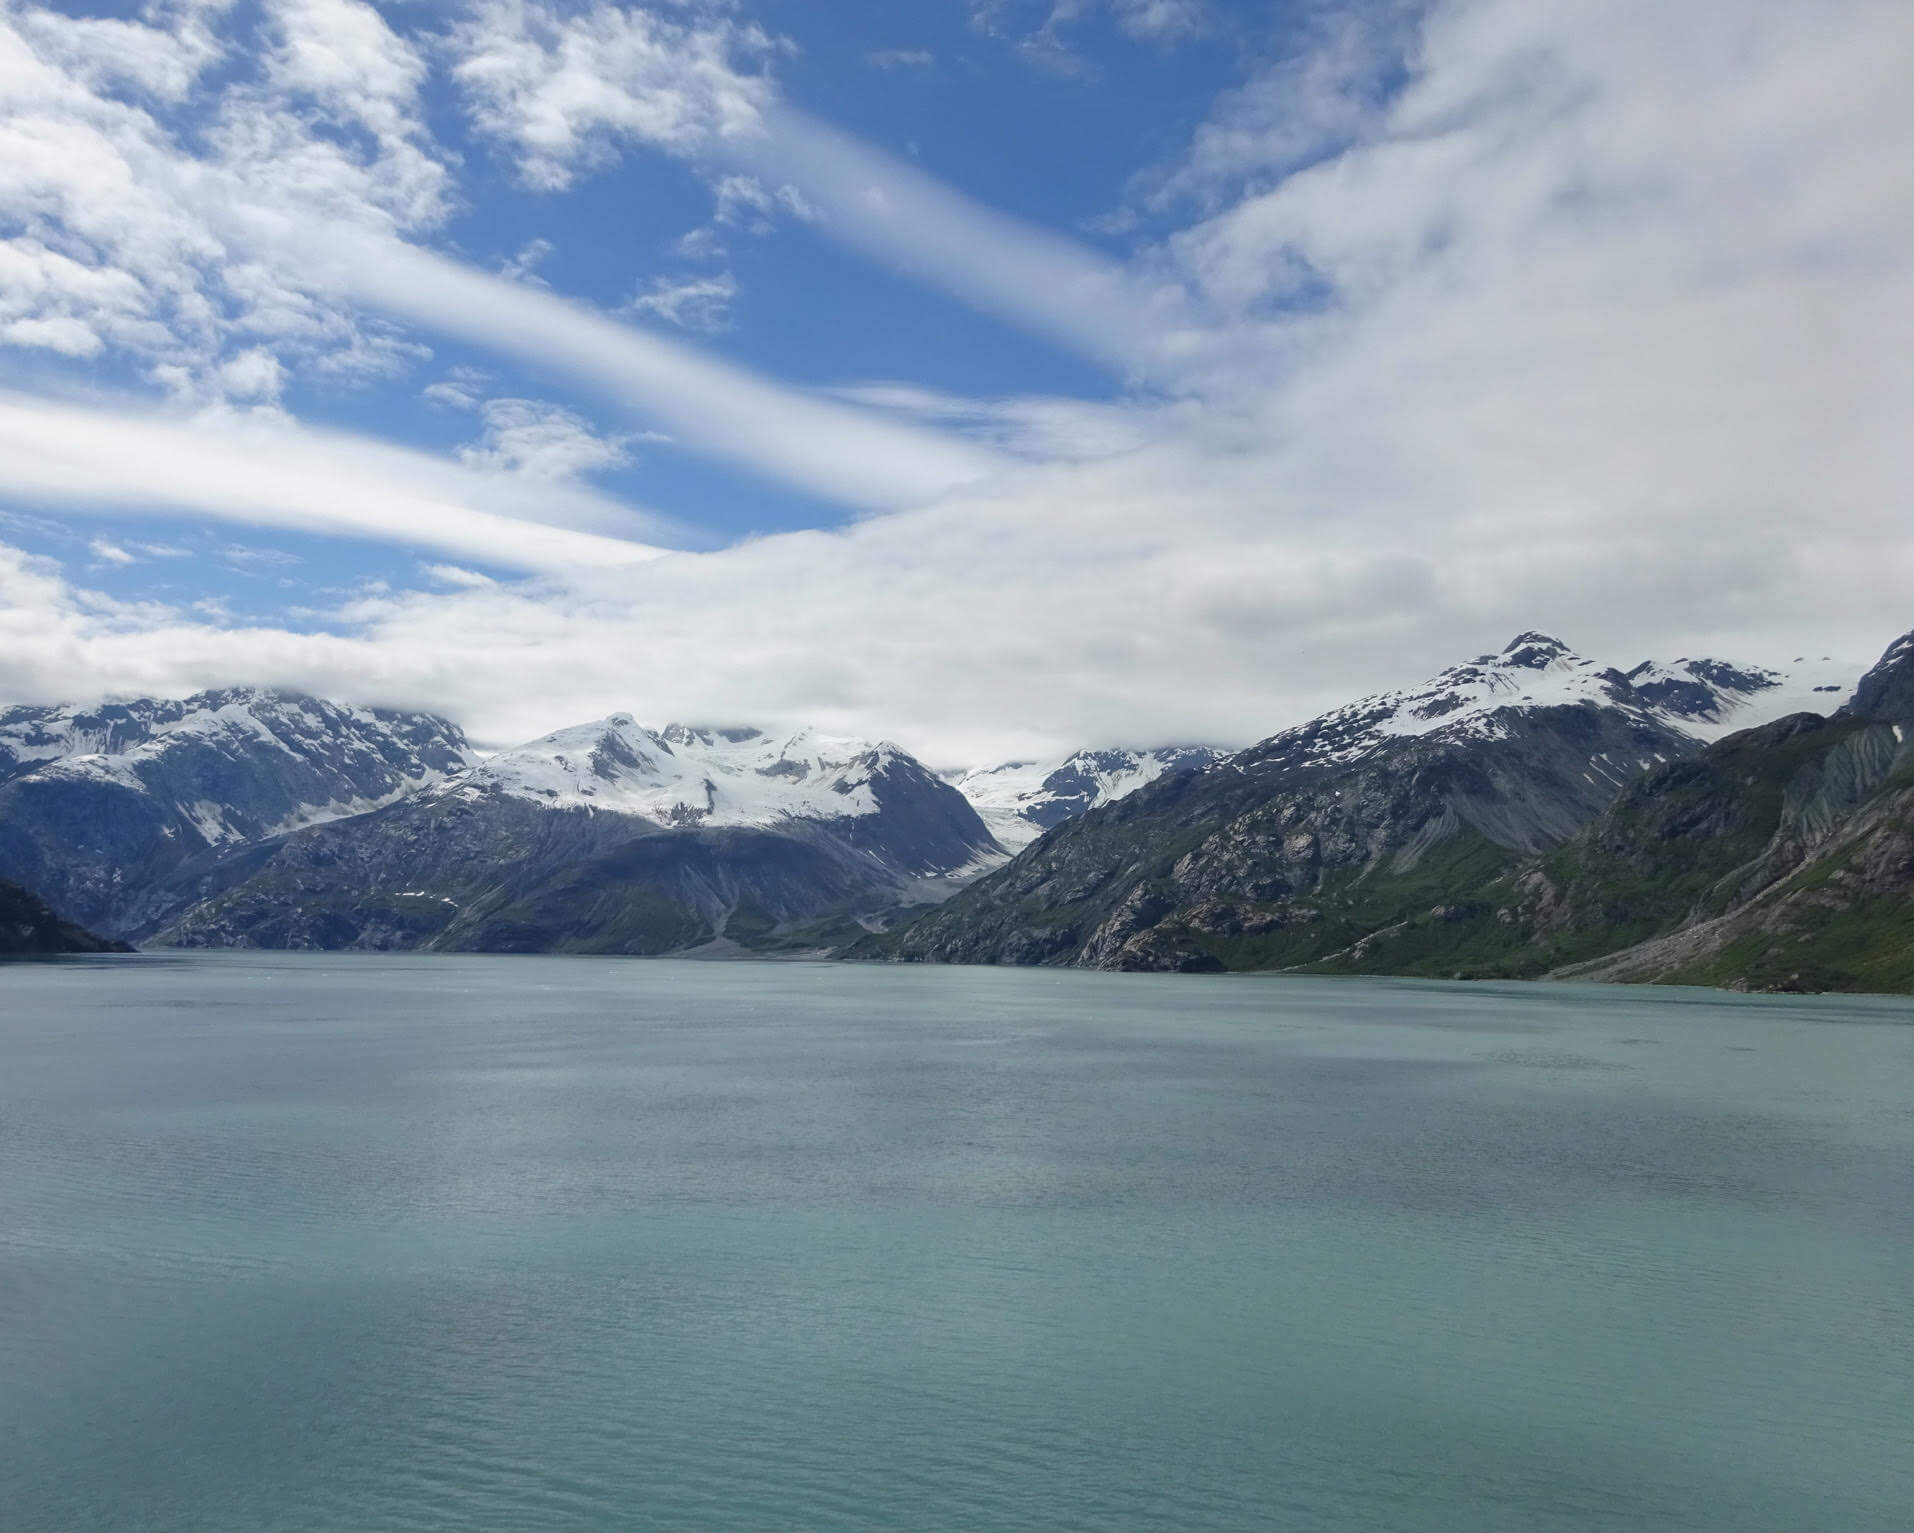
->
[0, 0, 1910, 764]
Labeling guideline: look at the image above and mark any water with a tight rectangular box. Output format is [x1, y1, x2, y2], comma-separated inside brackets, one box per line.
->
[2, 955, 1910, 1531]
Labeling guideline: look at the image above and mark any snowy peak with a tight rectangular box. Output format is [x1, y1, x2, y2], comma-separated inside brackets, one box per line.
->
[950, 744, 1226, 849]
[0, 689, 473, 840]
[1626, 653, 1854, 740]
[443, 716, 923, 830]
[1255, 636, 1637, 768]
[1843, 629, 1914, 724]
[1243, 635, 1858, 771]
[1499, 632, 1578, 670]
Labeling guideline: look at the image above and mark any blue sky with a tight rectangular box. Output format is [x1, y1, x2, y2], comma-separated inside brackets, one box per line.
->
[1, 0, 1910, 759]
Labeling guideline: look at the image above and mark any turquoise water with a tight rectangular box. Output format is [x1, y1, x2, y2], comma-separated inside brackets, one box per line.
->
[2, 955, 1911, 1531]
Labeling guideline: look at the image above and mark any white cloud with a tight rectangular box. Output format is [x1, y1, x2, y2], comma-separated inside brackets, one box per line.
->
[9, 0, 224, 104]
[865, 49, 935, 70]
[458, 397, 632, 478]
[967, 0, 1207, 73]
[1112, 0, 1207, 39]
[440, 4, 1185, 376]
[448, 0, 778, 191]
[830, 382, 1169, 461]
[1, 0, 1910, 775]
[0, 0, 450, 399]
[215, 346, 286, 401]
[499, 237, 554, 283]
[626, 270, 738, 332]
[423, 379, 479, 410]
[264, 0, 428, 143]
[737, 106, 1199, 376]
[88, 535, 137, 566]
[421, 562, 496, 588]
[0, 0, 1004, 516]
[0, 391, 671, 572]
[711, 173, 813, 232]
[6, 415, 1905, 764]
[290, 226, 1004, 509]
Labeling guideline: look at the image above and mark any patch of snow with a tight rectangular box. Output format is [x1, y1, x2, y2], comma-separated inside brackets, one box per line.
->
[181, 799, 232, 846]
[434, 719, 913, 828]
[946, 745, 1225, 848]
[1646, 654, 1857, 740]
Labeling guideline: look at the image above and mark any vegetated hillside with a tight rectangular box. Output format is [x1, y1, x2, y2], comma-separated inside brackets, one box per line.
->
[0, 879, 132, 955]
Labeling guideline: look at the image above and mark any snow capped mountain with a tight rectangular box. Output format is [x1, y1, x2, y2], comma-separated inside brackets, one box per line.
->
[436, 718, 930, 830]
[157, 715, 1000, 953]
[949, 746, 1226, 849]
[882, 631, 1874, 973]
[0, 689, 471, 933]
[0, 688, 473, 836]
[1245, 633, 1855, 773]
[1624, 653, 1855, 739]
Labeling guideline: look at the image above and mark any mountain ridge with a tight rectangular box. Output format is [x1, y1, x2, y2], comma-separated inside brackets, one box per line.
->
[863, 633, 1881, 979]
[2, 634, 1899, 983]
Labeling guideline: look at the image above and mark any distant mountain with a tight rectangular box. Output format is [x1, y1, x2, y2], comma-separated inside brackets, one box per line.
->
[5, 635, 1889, 982]
[0, 690, 472, 935]
[0, 879, 132, 955]
[156, 719, 998, 954]
[948, 745, 1226, 849]
[869, 634, 1863, 974]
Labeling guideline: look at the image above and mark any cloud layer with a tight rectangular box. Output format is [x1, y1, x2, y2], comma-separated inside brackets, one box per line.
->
[1, 0, 1910, 766]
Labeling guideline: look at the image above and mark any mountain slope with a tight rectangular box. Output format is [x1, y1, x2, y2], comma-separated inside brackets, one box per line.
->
[1288, 629, 1914, 992]
[875, 628, 1909, 993]
[156, 719, 999, 954]
[1545, 634, 1914, 991]
[876, 635, 1717, 971]
[0, 879, 132, 955]
[0, 690, 472, 936]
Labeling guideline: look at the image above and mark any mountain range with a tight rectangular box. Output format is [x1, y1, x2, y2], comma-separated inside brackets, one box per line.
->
[157, 718, 1000, 954]
[872, 632, 1911, 993]
[3, 629, 1907, 990]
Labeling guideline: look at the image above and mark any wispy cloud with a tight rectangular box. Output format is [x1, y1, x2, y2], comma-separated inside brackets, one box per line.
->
[625, 271, 739, 332]
[438, 2, 1194, 377]
[0, 392, 670, 572]
[289, 227, 1005, 509]
[458, 397, 633, 478]
[448, 0, 779, 191]
[1, 0, 1910, 770]
[421, 563, 497, 589]
[865, 48, 935, 70]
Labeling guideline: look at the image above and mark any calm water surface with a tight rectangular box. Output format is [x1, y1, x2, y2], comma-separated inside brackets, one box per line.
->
[2, 954, 1911, 1531]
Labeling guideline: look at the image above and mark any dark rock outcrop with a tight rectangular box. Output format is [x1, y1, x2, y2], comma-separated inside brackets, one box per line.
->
[0, 879, 133, 955]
